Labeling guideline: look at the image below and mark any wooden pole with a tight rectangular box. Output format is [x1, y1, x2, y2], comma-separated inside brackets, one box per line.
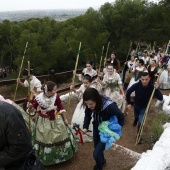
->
[27, 61, 31, 134]
[165, 40, 170, 55]
[104, 42, 110, 67]
[99, 46, 104, 73]
[66, 42, 82, 113]
[13, 42, 28, 101]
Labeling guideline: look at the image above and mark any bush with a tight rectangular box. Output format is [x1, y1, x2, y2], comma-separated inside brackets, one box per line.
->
[145, 110, 170, 147]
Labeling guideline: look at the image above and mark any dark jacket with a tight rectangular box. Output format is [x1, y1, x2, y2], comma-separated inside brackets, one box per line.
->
[83, 96, 125, 131]
[0, 101, 32, 169]
[126, 80, 163, 107]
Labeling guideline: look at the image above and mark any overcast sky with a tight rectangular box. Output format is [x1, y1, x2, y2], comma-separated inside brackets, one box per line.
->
[0, 0, 158, 12]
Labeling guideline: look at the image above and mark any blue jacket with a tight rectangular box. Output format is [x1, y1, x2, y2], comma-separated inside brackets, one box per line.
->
[126, 80, 163, 107]
[83, 95, 125, 131]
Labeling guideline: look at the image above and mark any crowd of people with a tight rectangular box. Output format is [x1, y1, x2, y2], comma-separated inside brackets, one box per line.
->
[0, 48, 170, 170]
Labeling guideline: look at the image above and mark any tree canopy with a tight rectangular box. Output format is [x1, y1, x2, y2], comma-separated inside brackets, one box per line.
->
[0, 0, 169, 74]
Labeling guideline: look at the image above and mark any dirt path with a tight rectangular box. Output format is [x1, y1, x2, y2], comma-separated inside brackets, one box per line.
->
[0, 85, 169, 170]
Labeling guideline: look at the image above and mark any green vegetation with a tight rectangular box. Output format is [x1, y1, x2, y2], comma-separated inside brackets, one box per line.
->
[145, 110, 170, 147]
[0, 0, 169, 74]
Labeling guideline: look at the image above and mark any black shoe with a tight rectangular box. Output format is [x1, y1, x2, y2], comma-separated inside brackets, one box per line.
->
[133, 118, 138, 127]
[93, 160, 106, 170]
[102, 159, 106, 167]
[138, 138, 143, 144]
[93, 165, 102, 170]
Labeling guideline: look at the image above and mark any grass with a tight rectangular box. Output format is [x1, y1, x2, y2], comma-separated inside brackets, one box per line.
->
[145, 110, 170, 147]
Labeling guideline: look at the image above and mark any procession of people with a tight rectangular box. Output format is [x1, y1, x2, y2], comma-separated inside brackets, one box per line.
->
[1, 42, 170, 170]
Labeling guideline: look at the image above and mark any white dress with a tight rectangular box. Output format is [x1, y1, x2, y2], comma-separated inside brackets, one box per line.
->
[60, 84, 102, 142]
[141, 56, 149, 66]
[78, 68, 97, 81]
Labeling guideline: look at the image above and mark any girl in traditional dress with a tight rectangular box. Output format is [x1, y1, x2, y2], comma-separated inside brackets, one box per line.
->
[98, 63, 126, 113]
[28, 81, 77, 166]
[124, 55, 136, 89]
[127, 59, 147, 96]
[61, 75, 102, 142]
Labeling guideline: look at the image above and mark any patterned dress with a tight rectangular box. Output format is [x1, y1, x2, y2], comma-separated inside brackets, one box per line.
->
[103, 72, 126, 113]
[31, 93, 77, 165]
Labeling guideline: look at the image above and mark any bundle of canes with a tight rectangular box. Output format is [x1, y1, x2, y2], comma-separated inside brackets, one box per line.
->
[27, 61, 32, 134]
[135, 69, 163, 145]
[104, 42, 110, 68]
[66, 42, 82, 113]
[13, 42, 28, 101]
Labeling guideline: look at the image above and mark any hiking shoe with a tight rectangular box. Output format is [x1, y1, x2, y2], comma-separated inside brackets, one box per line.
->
[93, 165, 102, 170]
[133, 118, 138, 127]
[102, 159, 106, 167]
[93, 159, 106, 170]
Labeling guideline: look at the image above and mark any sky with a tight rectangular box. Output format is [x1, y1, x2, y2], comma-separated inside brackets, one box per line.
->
[0, 0, 158, 12]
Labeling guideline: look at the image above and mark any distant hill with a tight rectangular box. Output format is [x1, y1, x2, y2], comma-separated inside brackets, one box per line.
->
[0, 9, 87, 22]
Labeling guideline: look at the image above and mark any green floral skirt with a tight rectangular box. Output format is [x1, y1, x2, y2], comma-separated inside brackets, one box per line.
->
[33, 116, 78, 165]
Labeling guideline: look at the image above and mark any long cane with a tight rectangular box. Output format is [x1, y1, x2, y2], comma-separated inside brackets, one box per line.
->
[152, 41, 156, 52]
[104, 42, 110, 67]
[123, 41, 132, 70]
[135, 70, 163, 145]
[99, 46, 104, 73]
[66, 42, 81, 113]
[165, 40, 170, 55]
[122, 41, 132, 83]
[14, 42, 28, 101]
[27, 61, 31, 134]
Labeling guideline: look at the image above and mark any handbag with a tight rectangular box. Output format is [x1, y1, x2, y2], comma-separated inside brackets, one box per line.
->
[18, 150, 46, 170]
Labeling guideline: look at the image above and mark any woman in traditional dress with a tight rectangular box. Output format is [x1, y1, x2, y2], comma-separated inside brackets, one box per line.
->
[108, 52, 120, 73]
[98, 63, 126, 113]
[141, 50, 149, 68]
[76, 61, 97, 82]
[124, 55, 136, 89]
[147, 60, 158, 83]
[28, 81, 77, 166]
[127, 59, 147, 96]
